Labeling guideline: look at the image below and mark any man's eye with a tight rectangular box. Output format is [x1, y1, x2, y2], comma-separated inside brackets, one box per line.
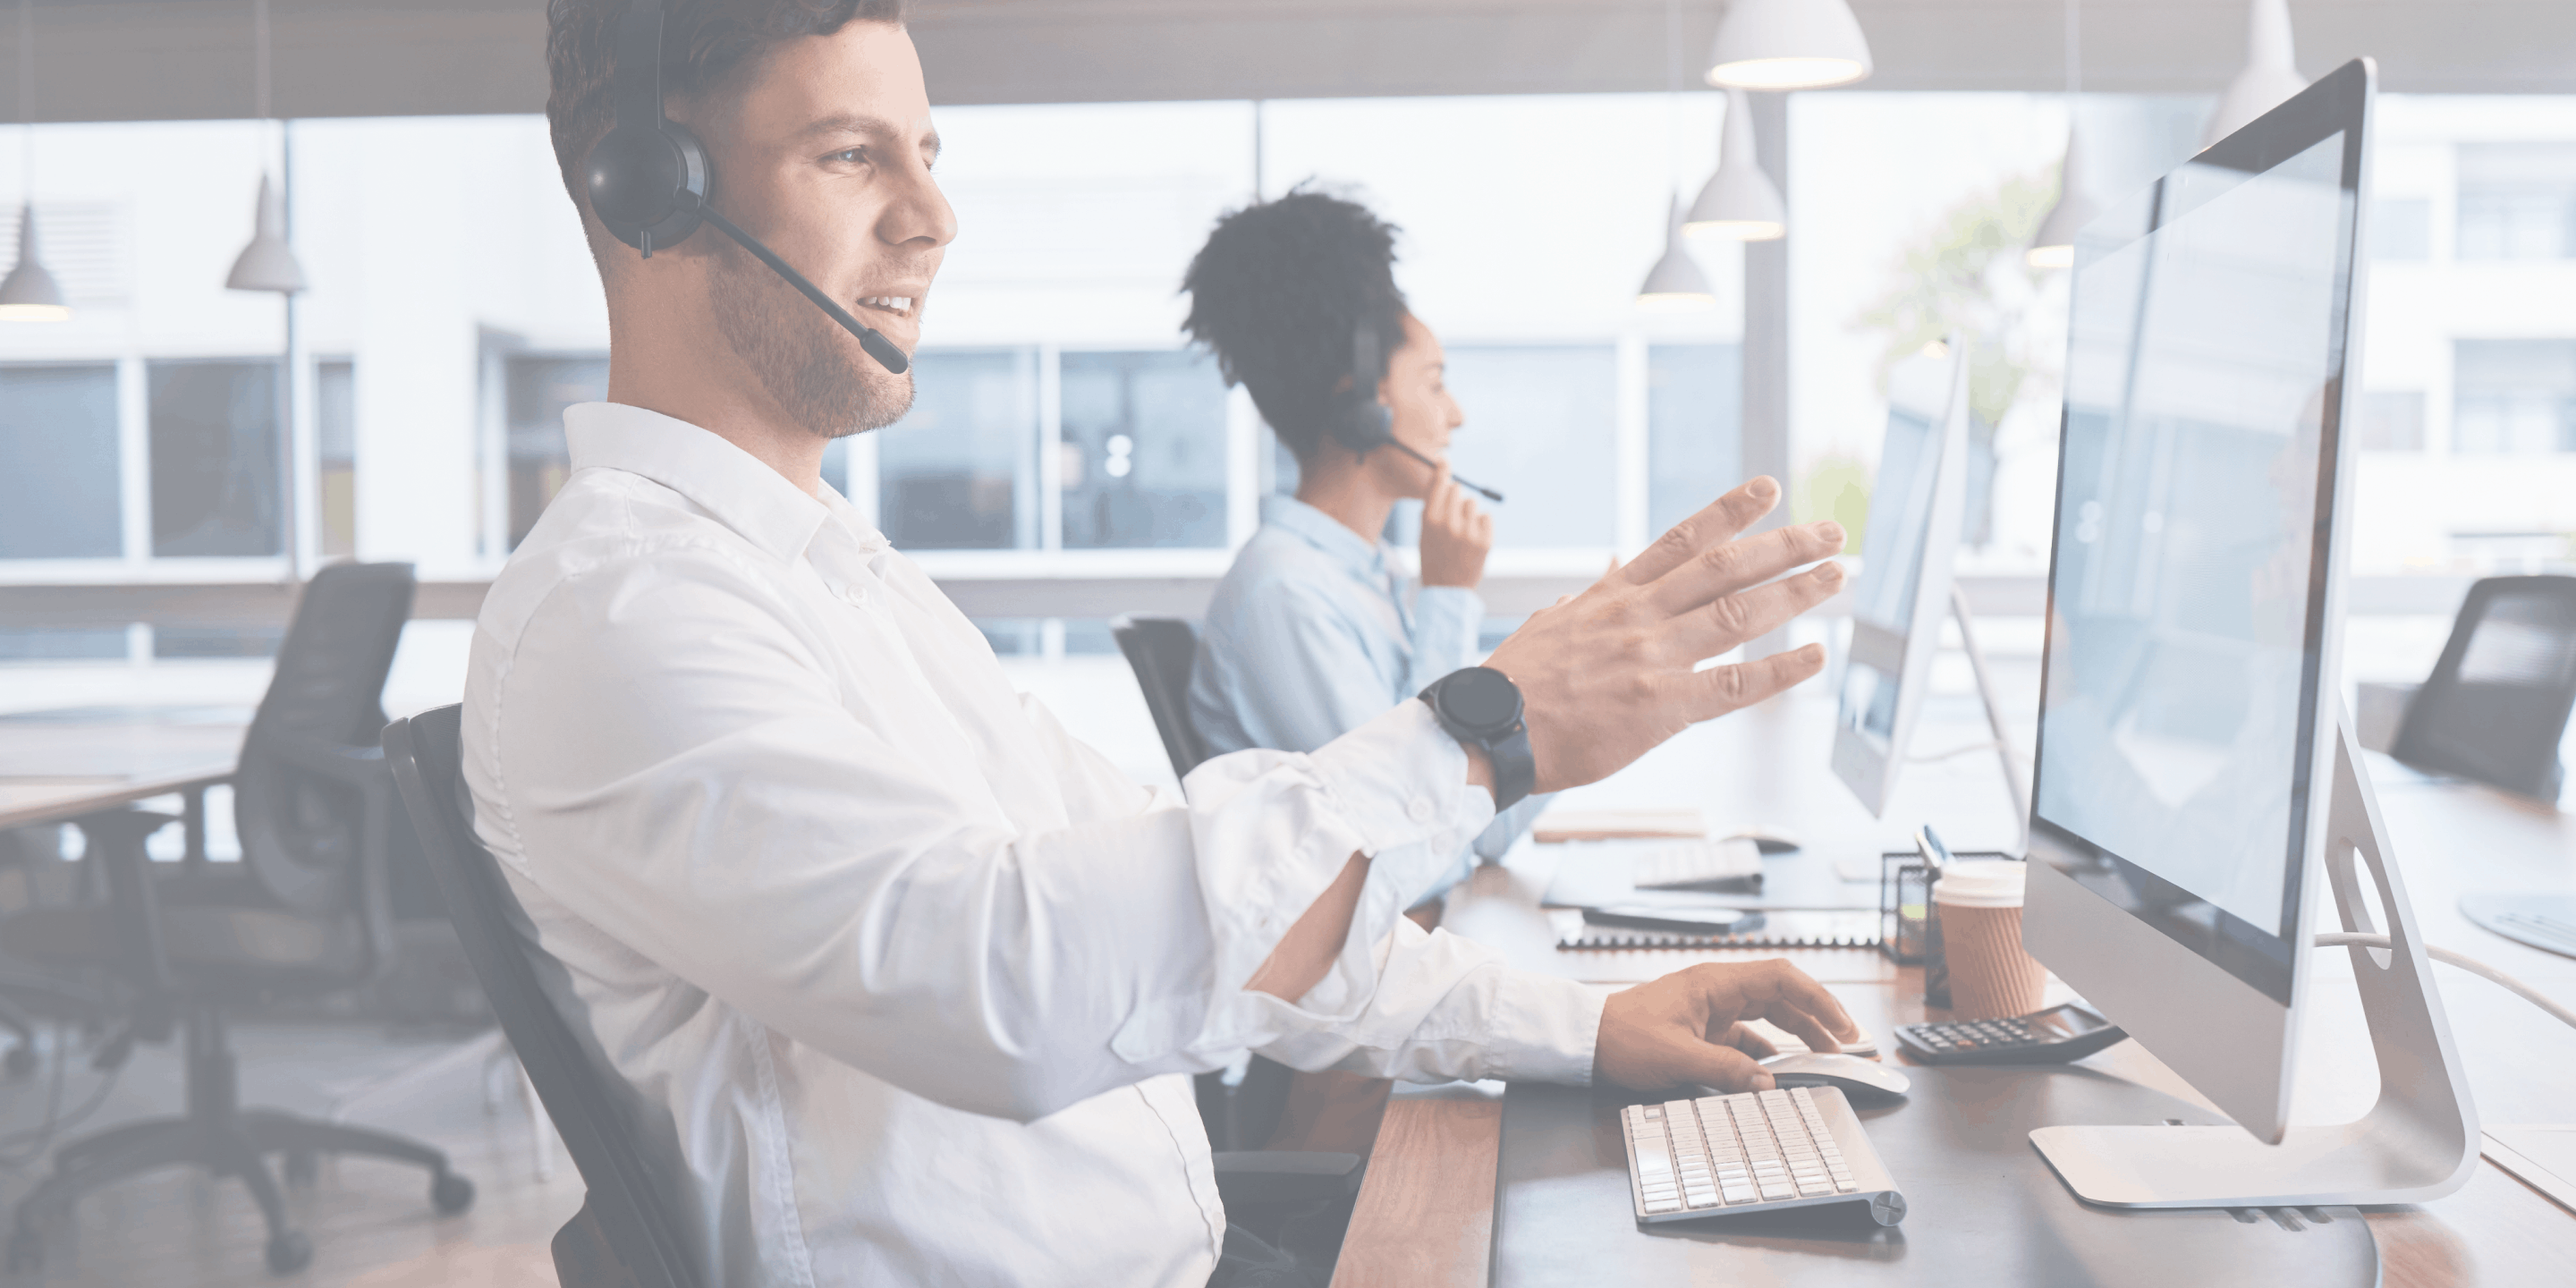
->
[828, 148, 867, 165]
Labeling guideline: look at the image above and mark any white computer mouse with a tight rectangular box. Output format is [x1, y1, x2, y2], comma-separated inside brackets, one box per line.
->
[1726, 826, 1803, 854]
[1758, 1052, 1911, 1101]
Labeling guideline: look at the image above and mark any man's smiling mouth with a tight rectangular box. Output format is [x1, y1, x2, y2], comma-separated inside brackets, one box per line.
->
[858, 296, 914, 318]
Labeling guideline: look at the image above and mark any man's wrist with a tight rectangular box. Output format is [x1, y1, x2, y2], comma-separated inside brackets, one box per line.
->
[1462, 741, 1496, 800]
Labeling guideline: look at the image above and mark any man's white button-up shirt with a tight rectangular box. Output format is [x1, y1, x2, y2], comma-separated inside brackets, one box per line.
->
[461, 403, 1605, 1287]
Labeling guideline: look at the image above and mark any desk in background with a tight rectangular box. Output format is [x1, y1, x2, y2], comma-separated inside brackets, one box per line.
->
[0, 707, 248, 858]
[1331, 688, 2576, 1287]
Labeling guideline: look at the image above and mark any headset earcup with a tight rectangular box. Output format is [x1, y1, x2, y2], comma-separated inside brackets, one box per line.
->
[587, 120, 710, 252]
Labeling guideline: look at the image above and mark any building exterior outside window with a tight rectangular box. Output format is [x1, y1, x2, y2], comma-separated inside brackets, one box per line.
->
[0, 363, 121, 560]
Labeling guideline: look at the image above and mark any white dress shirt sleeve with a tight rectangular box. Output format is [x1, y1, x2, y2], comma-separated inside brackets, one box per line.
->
[475, 546, 1511, 1124]
[1252, 919, 1602, 1085]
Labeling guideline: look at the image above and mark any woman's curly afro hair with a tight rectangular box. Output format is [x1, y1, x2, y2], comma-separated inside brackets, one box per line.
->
[1182, 188, 1409, 462]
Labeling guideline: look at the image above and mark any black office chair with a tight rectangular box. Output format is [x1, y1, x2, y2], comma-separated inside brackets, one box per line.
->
[1, 563, 473, 1277]
[385, 705, 696, 1288]
[1106, 617, 1347, 1195]
[2389, 573, 2576, 800]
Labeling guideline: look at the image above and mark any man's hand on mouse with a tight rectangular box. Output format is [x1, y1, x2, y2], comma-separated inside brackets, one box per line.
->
[1484, 477, 1844, 795]
[1594, 960, 1861, 1094]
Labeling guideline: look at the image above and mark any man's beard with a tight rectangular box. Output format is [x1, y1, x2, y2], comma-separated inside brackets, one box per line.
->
[708, 241, 914, 441]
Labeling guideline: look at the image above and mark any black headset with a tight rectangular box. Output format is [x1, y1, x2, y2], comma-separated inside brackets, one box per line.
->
[1326, 320, 1503, 503]
[585, 0, 910, 375]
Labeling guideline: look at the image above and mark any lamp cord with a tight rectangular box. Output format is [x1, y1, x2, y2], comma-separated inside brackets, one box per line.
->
[2314, 932, 2576, 1033]
[16, 0, 31, 198]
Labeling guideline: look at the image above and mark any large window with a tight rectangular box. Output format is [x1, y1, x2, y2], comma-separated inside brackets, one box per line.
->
[1059, 350, 1230, 549]
[877, 349, 1038, 550]
[2455, 340, 2576, 453]
[1648, 343, 1743, 535]
[1445, 345, 1621, 548]
[148, 360, 283, 558]
[0, 364, 122, 560]
[317, 359, 358, 558]
[504, 355, 606, 550]
[2457, 142, 2576, 260]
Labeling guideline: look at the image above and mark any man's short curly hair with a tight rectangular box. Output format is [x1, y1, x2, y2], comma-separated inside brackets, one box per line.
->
[1182, 190, 1410, 462]
[545, 0, 906, 248]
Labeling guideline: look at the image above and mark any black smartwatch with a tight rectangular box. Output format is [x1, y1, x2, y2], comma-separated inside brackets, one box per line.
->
[1419, 666, 1536, 812]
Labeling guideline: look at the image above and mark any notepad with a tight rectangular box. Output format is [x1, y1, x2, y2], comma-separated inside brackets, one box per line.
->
[1531, 809, 1705, 843]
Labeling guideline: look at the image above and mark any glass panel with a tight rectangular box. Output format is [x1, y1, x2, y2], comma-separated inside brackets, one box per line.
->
[1442, 345, 1619, 548]
[1647, 343, 1743, 536]
[0, 363, 122, 559]
[1059, 350, 1229, 549]
[0, 628, 128, 661]
[2454, 340, 2576, 453]
[148, 360, 283, 557]
[877, 349, 1037, 550]
[505, 355, 607, 549]
[2456, 142, 2576, 260]
[317, 360, 357, 556]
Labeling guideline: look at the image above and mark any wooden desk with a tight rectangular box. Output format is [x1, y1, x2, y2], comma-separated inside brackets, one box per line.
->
[1331, 689, 2576, 1287]
[0, 708, 244, 845]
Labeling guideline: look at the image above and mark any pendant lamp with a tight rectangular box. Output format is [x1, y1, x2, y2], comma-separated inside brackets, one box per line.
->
[2027, 0, 2097, 270]
[1704, 0, 1873, 92]
[226, 0, 305, 294]
[1685, 89, 1785, 242]
[2200, 0, 2307, 148]
[2, 0, 66, 321]
[1638, 195, 1716, 312]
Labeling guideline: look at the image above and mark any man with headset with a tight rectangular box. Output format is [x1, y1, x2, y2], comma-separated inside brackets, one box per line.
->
[479, 2, 1852, 1284]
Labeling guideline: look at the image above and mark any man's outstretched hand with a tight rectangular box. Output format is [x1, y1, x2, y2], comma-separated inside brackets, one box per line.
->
[1595, 960, 1861, 1094]
[1484, 477, 1843, 794]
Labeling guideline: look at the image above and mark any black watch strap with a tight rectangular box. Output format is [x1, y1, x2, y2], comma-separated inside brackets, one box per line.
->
[1419, 668, 1537, 812]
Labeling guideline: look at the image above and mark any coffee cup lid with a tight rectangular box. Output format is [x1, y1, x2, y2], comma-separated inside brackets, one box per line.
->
[1932, 859, 2027, 908]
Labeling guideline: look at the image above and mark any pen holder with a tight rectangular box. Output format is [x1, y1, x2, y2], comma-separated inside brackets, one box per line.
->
[1878, 853, 1933, 966]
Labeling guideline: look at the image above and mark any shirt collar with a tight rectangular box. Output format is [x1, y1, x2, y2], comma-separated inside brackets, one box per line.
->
[1259, 494, 1392, 578]
[564, 402, 886, 564]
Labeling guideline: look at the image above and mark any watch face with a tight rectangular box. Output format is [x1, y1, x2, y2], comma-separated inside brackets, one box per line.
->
[1441, 666, 1522, 733]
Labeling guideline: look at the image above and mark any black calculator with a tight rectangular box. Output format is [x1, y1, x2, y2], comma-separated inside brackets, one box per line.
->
[1893, 1004, 2127, 1065]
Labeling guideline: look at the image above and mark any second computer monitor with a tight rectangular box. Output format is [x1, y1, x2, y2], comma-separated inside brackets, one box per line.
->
[1831, 342, 1972, 818]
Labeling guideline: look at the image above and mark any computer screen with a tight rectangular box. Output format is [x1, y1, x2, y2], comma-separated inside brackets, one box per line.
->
[1840, 405, 1942, 745]
[2030, 128, 2359, 1005]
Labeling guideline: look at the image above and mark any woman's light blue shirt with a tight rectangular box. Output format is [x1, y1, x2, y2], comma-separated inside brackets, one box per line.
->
[1190, 495, 1543, 897]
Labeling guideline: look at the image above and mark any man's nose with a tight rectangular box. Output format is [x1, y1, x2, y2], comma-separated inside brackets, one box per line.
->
[879, 161, 957, 250]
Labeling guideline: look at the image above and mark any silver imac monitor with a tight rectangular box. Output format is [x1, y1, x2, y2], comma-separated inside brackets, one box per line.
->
[2023, 58, 2479, 1208]
[1831, 343, 1970, 818]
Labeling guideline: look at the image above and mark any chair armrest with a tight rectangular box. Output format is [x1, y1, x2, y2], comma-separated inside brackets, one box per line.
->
[72, 809, 181, 1004]
[1211, 1150, 1366, 1209]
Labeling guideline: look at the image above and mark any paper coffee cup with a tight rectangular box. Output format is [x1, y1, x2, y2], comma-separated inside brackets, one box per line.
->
[1932, 860, 2046, 1021]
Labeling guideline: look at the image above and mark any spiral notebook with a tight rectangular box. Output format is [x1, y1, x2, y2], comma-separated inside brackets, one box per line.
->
[1558, 909, 1880, 951]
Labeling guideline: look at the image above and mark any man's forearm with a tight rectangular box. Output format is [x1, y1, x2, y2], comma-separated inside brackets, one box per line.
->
[1250, 744, 1494, 1002]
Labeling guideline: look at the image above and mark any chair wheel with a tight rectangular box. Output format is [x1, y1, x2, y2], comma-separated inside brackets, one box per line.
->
[3, 1046, 34, 1079]
[6, 1230, 40, 1273]
[430, 1172, 475, 1215]
[284, 1151, 318, 1185]
[265, 1230, 312, 1275]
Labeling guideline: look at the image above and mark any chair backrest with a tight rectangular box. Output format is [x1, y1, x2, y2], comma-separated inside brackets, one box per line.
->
[385, 705, 699, 1288]
[234, 562, 416, 919]
[2391, 573, 2576, 800]
[1110, 614, 1213, 780]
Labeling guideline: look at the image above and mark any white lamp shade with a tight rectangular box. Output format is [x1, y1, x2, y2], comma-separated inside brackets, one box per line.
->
[226, 173, 308, 293]
[2028, 123, 2102, 270]
[0, 205, 71, 321]
[2200, 0, 2308, 148]
[1638, 198, 1716, 311]
[1704, 0, 1873, 91]
[1685, 89, 1786, 242]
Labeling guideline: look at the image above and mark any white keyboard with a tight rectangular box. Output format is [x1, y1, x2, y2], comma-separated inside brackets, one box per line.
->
[1628, 836, 1764, 890]
[1621, 1087, 1907, 1227]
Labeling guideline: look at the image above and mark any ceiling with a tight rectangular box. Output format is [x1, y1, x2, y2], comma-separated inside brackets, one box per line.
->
[6, 0, 2572, 124]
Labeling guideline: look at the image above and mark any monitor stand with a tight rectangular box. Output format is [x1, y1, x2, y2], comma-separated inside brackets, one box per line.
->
[1946, 585, 2029, 856]
[2029, 714, 2483, 1208]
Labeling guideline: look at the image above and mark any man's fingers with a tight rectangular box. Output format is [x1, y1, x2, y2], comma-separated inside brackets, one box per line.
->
[1713, 1021, 1778, 1059]
[1646, 520, 1845, 617]
[1752, 960, 1861, 1045]
[1763, 1003, 1845, 1056]
[1665, 561, 1844, 660]
[1678, 1042, 1775, 1094]
[1679, 644, 1828, 723]
[1614, 478, 1782, 587]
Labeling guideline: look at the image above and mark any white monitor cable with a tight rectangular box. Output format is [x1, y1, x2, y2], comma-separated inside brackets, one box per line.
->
[2314, 933, 2576, 1033]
